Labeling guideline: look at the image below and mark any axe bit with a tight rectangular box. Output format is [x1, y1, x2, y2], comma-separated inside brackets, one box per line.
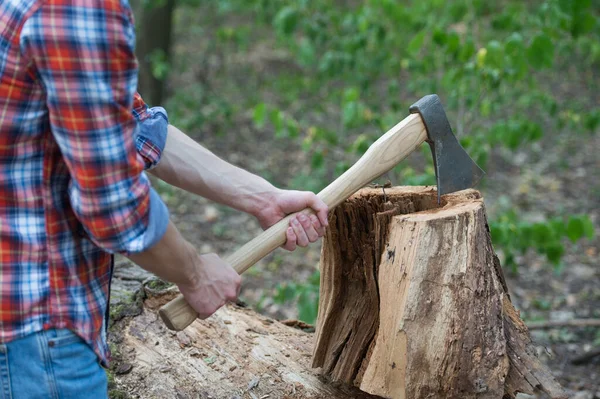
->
[159, 94, 485, 331]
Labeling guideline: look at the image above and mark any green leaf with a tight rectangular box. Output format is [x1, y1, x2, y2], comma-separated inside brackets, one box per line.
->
[486, 40, 504, 68]
[274, 283, 296, 303]
[274, 6, 299, 36]
[343, 87, 360, 102]
[253, 103, 267, 127]
[549, 218, 566, 237]
[287, 120, 299, 138]
[298, 291, 318, 324]
[342, 102, 359, 127]
[583, 110, 600, 133]
[446, 32, 460, 55]
[532, 223, 552, 244]
[433, 28, 447, 46]
[527, 34, 554, 69]
[545, 243, 565, 264]
[566, 216, 585, 242]
[407, 31, 426, 55]
[270, 110, 287, 138]
[311, 151, 324, 169]
[582, 216, 595, 239]
[504, 33, 526, 76]
[459, 38, 476, 62]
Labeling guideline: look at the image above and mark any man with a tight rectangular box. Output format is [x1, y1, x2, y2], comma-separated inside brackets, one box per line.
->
[0, 0, 328, 396]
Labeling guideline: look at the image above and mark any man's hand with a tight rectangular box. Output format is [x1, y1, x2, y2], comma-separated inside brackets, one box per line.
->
[255, 190, 329, 251]
[128, 224, 241, 320]
[177, 253, 241, 319]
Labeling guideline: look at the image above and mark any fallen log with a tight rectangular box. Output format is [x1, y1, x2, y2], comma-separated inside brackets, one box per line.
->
[312, 186, 566, 399]
[110, 289, 377, 399]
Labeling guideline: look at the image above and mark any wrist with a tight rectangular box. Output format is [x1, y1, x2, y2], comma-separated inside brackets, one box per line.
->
[247, 186, 281, 219]
[176, 241, 203, 289]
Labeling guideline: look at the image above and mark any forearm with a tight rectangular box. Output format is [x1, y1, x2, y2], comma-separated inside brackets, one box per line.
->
[127, 220, 199, 288]
[150, 124, 279, 216]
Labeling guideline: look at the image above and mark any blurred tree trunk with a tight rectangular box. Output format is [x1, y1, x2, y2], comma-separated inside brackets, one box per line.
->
[136, 0, 176, 106]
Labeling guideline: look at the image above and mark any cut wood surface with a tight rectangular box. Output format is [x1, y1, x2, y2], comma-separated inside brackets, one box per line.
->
[111, 289, 378, 399]
[312, 186, 567, 399]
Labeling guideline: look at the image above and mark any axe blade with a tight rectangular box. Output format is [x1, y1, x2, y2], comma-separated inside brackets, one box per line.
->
[409, 94, 485, 203]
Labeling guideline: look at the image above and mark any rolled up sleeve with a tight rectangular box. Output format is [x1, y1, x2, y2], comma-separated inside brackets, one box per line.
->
[132, 92, 169, 170]
[22, 0, 169, 253]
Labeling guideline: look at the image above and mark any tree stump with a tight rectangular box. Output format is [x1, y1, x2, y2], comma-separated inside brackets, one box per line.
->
[312, 186, 566, 399]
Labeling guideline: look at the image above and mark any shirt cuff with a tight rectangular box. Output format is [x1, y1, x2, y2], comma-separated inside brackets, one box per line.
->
[141, 187, 170, 250]
[135, 107, 168, 170]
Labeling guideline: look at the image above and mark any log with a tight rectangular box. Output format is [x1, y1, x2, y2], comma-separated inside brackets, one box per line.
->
[312, 186, 566, 399]
[110, 288, 378, 399]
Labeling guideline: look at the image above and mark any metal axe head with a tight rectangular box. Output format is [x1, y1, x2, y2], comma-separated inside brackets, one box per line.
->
[409, 94, 485, 203]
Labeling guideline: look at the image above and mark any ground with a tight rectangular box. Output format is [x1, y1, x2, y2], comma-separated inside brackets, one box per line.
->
[109, 3, 599, 397]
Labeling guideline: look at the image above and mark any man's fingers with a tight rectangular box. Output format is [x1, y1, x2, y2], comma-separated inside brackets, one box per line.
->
[310, 215, 326, 237]
[284, 227, 297, 251]
[291, 217, 309, 247]
[305, 194, 329, 227]
[298, 214, 319, 242]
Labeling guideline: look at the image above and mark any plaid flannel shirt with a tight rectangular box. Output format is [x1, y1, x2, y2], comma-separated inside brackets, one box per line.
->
[0, 0, 170, 364]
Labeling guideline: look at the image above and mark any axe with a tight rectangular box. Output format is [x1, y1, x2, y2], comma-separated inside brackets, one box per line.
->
[159, 94, 485, 331]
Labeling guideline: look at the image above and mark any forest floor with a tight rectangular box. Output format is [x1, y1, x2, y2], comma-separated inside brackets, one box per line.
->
[109, 5, 599, 398]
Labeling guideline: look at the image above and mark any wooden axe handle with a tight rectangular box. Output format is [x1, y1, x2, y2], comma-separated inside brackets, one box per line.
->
[159, 113, 426, 331]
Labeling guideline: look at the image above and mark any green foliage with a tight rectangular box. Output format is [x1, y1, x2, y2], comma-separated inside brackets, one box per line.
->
[272, 270, 320, 324]
[490, 210, 594, 273]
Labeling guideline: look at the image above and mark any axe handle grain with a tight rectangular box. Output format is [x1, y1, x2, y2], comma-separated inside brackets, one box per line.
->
[159, 113, 427, 331]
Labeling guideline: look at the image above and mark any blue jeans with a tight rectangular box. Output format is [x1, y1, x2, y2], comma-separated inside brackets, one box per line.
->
[0, 329, 107, 398]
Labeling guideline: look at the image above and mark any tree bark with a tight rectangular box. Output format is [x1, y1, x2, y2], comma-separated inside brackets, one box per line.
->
[135, 0, 175, 105]
[312, 186, 566, 399]
[110, 288, 378, 399]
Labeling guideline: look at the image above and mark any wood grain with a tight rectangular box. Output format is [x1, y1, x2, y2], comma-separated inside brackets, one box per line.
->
[312, 187, 567, 399]
[115, 291, 378, 398]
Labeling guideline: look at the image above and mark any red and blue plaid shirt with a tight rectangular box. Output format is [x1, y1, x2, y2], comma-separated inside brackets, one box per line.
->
[0, 0, 170, 364]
